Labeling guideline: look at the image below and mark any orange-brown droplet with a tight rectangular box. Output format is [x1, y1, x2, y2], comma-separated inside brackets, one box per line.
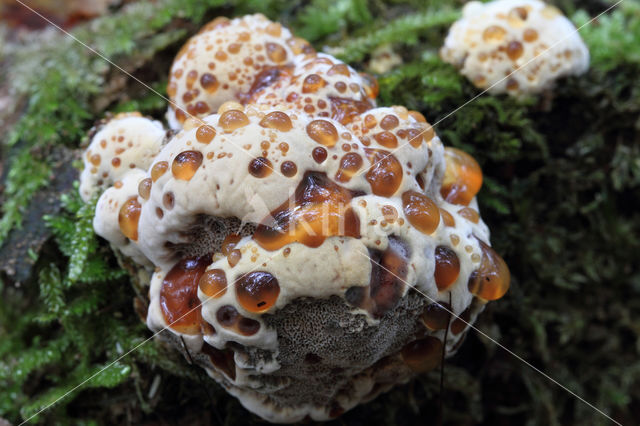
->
[335, 152, 363, 182]
[163, 192, 175, 210]
[457, 207, 480, 224]
[374, 131, 398, 148]
[221, 234, 241, 256]
[365, 149, 403, 197]
[441, 147, 483, 205]
[200, 73, 219, 93]
[280, 161, 297, 177]
[265, 42, 287, 63]
[161, 256, 212, 334]
[202, 342, 236, 380]
[523, 28, 538, 42]
[199, 269, 227, 298]
[196, 125, 216, 144]
[450, 307, 470, 335]
[236, 271, 280, 313]
[506, 41, 524, 60]
[302, 74, 327, 93]
[118, 197, 141, 241]
[138, 178, 152, 200]
[401, 336, 443, 373]
[434, 245, 460, 291]
[89, 153, 101, 166]
[440, 208, 455, 227]
[482, 25, 507, 42]
[422, 302, 452, 330]
[259, 111, 293, 131]
[237, 316, 260, 336]
[312, 147, 327, 163]
[307, 120, 339, 147]
[219, 110, 250, 132]
[151, 161, 169, 182]
[380, 114, 399, 130]
[406, 128, 425, 148]
[468, 240, 510, 301]
[402, 190, 440, 234]
[172, 151, 203, 181]
[227, 249, 242, 267]
[248, 157, 273, 178]
[327, 63, 350, 76]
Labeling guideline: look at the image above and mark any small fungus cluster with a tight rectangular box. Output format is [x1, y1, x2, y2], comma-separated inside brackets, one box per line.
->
[440, 0, 589, 96]
[81, 13, 512, 423]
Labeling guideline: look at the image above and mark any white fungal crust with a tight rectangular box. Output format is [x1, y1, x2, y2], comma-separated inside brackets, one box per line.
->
[83, 14, 512, 424]
[165, 14, 314, 129]
[249, 53, 378, 125]
[440, 0, 589, 96]
[79, 113, 166, 201]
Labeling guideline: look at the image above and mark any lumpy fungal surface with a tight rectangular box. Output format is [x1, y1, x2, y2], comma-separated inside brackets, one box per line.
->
[83, 13, 513, 424]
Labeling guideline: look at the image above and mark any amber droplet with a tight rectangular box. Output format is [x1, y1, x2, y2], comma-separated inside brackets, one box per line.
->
[380, 114, 399, 130]
[118, 197, 141, 241]
[199, 269, 227, 298]
[138, 178, 152, 200]
[280, 161, 297, 177]
[163, 192, 175, 210]
[506, 41, 524, 60]
[468, 240, 510, 301]
[327, 63, 350, 76]
[236, 271, 280, 313]
[401, 336, 443, 373]
[227, 249, 242, 267]
[160, 256, 212, 334]
[523, 28, 538, 42]
[440, 208, 455, 227]
[422, 302, 452, 330]
[312, 147, 327, 163]
[365, 149, 403, 197]
[196, 125, 216, 144]
[200, 73, 219, 93]
[172, 151, 203, 181]
[441, 147, 483, 205]
[307, 120, 339, 147]
[259, 111, 292, 131]
[509, 6, 528, 21]
[450, 307, 470, 335]
[374, 131, 398, 148]
[369, 237, 410, 317]
[335, 152, 363, 182]
[221, 234, 241, 256]
[483, 25, 506, 42]
[434, 246, 460, 290]
[219, 110, 250, 132]
[151, 161, 169, 182]
[406, 128, 425, 148]
[458, 207, 480, 224]
[248, 157, 273, 178]
[265, 42, 287, 63]
[253, 172, 360, 250]
[302, 74, 327, 93]
[402, 191, 440, 234]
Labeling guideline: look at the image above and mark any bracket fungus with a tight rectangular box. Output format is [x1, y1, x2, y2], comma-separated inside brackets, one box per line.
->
[440, 0, 589, 96]
[82, 14, 510, 423]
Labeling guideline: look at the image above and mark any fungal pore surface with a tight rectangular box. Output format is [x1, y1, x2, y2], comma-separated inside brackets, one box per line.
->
[81, 13, 511, 423]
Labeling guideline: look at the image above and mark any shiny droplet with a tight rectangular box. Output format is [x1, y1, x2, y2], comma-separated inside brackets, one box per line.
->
[118, 197, 141, 241]
[138, 178, 152, 200]
[434, 246, 460, 291]
[219, 110, 250, 132]
[402, 190, 440, 234]
[151, 161, 169, 182]
[236, 271, 280, 313]
[248, 157, 273, 178]
[199, 269, 227, 298]
[306, 120, 339, 147]
[468, 240, 510, 301]
[365, 149, 403, 197]
[172, 151, 203, 181]
[441, 147, 483, 205]
[259, 111, 292, 131]
[422, 302, 452, 330]
[335, 152, 363, 182]
[196, 125, 216, 144]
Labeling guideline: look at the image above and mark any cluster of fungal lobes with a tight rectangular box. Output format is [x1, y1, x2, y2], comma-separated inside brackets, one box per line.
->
[81, 13, 510, 423]
[440, 0, 589, 96]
